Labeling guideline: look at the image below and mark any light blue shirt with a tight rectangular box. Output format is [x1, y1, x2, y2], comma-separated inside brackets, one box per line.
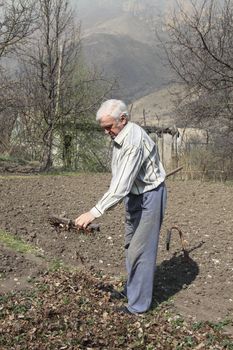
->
[90, 122, 166, 218]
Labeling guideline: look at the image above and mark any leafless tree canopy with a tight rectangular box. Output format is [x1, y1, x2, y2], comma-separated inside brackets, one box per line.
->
[0, 0, 36, 153]
[12, 0, 116, 171]
[0, 0, 36, 57]
[0, 0, 116, 171]
[160, 0, 233, 133]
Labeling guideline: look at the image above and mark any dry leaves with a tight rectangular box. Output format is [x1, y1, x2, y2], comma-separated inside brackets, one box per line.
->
[0, 269, 232, 349]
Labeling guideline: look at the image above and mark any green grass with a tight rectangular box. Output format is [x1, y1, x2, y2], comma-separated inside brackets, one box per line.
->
[0, 230, 81, 276]
[0, 154, 15, 162]
[0, 154, 27, 165]
[0, 171, 81, 179]
[49, 258, 66, 271]
[192, 321, 206, 330]
[193, 319, 232, 332]
[0, 229, 44, 256]
[40, 170, 80, 176]
[209, 319, 232, 331]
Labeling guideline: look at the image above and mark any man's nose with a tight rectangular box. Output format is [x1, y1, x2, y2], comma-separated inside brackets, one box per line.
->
[104, 129, 110, 135]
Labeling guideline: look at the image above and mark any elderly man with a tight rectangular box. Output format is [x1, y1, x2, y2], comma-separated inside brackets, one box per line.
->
[75, 99, 167, 314]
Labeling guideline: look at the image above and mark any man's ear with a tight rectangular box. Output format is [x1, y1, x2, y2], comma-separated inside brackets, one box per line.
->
[120, 114, 128, 125]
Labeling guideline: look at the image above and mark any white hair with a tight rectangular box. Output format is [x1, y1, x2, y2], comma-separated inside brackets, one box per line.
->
[96, 99, 129, 121]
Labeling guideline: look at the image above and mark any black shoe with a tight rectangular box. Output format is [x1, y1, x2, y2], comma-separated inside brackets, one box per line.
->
[110, 289, 127, 300]
[115, 305, 133, 315]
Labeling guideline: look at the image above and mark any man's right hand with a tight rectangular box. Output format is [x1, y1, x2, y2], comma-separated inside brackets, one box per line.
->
[75, 211, 95, 229]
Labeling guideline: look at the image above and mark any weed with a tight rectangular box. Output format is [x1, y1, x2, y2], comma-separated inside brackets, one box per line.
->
[221, 339, 233, 349]
[206, 333, 218, 346]
[146, 345, 156, 350]
[209, 319, 232, 331]
[0, 272, 6, 279]
[117, 335, 127, 345]
[37, 283, 49, 293]
[63, 296, 70, 305]
[77, 297, 89, 306]
[13, 334, 27, 344]
[192, 321, 206, 330]
[0, 294, 11, 303]
[152, 297, 174, 312]
[27, 276, 36, 284]
[183, 336, 196, 347]
[170, 315, 184, 328]
[70, 338, 82, 346]
[12, 304, 29, 314]
[86, 318, 95, 326]
[49, 258, 65, 271]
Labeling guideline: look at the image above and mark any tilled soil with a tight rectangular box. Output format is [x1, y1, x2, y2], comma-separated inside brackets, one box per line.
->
[0, 174, 232, 331]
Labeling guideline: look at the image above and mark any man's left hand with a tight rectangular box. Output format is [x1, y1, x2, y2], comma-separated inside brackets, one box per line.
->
[75, 212, 95, 229]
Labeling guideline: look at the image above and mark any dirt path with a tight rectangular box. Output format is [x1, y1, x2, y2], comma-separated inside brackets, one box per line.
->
[0, 175, 232, 332]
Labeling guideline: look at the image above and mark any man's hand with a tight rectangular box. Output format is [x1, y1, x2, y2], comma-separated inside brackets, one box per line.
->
[75, 211, 95, 229]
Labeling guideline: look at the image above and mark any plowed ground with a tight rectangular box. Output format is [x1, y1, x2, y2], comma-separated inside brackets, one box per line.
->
[0, 174, 232, 331]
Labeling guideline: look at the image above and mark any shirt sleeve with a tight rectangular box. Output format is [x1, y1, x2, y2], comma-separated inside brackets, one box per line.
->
[90, 145, 143, 218]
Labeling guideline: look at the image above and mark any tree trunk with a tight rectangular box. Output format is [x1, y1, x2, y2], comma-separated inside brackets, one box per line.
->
[40, 127, 53, 171]
[0, 112, 17, 153]
[62, 134, 72, 169]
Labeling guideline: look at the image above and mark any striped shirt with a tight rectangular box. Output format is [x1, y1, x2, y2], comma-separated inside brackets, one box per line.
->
[90, 121, 166, 218]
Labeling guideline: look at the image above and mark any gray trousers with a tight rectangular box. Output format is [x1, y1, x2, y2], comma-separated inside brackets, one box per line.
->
[124, 183, 167, 313]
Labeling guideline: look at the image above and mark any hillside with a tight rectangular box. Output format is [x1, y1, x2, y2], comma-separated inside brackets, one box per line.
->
[82, 31, 170, 102]
[80, 9, 172, 102]
[130, 84, 182, 126]
[83, 12, 154, 44]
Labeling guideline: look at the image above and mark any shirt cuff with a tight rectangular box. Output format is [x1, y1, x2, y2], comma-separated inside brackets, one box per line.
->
[90, 206, 103, 218]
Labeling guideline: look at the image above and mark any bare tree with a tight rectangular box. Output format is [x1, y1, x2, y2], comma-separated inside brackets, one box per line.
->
[15, 0, 80, 170]
[0, 0, 36, 153]
[17, 0, 116, 171]
[0, 0, 35, 57]
[159, 0, 233, 133]
[0, 73, 21, 153]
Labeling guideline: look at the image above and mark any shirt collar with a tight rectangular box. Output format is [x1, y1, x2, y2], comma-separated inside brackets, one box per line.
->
[113, 121, 131, 146]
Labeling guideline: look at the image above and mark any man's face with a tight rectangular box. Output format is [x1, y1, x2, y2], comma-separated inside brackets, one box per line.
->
[99, 114, 127, 139]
